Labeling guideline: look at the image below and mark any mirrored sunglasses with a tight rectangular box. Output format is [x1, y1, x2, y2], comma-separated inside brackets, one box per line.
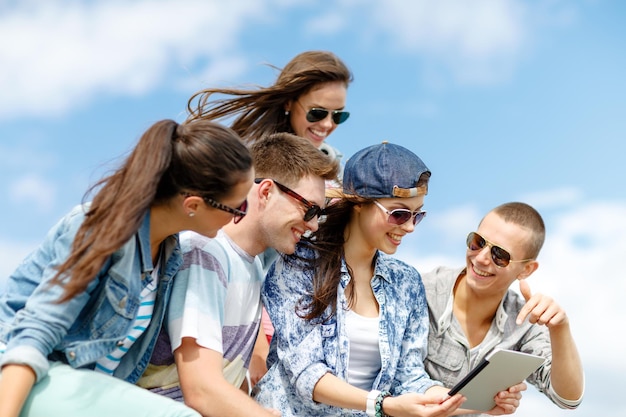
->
[373, 201, 426, 226]
[466, 232, 533, 268]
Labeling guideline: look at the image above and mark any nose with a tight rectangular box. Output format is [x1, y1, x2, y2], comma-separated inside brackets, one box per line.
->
[474, 245, 492, 264]
[400, 218, 416, 233]
[305, 216, 320, 233]
[318, 113, 334, 129]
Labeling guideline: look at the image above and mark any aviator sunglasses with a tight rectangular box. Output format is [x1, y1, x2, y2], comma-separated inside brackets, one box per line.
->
[297, 101, 350, 125]
[373, 201, 427, 226]
[466, 232, 534, 268]
[181, 192, 248, 224]
[254, 178, 324, 222]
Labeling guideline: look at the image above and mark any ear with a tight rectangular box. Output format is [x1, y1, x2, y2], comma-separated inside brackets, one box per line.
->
[181, 195, 203, 215]
[517, 260, 539, 280]
[284, 100, 293, 113]
[255, 178, 273, 205]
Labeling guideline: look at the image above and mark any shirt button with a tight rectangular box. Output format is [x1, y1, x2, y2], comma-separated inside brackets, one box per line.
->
[68, 351, 76, 360]
[116, 340, 125, 347]
[119, 296, 127, 309]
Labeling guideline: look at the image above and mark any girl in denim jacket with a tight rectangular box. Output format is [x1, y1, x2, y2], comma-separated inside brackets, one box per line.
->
[253, 142, 524, 417]
[0, 119, 253, 417]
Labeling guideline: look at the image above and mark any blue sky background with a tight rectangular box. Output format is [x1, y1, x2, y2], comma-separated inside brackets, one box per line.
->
[1, 1, 624, 415]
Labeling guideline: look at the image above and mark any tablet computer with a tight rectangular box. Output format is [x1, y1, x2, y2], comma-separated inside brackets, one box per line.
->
[447, 348, 546, 411]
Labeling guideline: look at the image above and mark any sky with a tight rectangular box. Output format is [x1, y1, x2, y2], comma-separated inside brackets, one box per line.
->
[0, 0, 624, 415]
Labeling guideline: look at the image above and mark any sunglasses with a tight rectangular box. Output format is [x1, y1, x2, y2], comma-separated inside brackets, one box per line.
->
[373, 201, 427, 226]
[466, 232, 534, 268]
[301, 105, 350, 125]
[181, 192, 247, 224]
[255, 178, 324, 222]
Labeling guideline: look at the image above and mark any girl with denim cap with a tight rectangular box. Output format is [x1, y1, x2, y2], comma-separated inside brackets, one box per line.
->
[0, 119, 253, 417]
[252, 142, 524, 417]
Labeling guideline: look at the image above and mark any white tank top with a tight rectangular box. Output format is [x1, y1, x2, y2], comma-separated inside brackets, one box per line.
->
[346, 309, 382, 390]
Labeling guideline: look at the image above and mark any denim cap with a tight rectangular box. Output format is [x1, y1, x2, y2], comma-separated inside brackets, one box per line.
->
[327, 141, 430, 199]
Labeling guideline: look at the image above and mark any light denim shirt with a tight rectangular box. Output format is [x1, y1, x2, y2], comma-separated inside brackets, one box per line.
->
[0, 204, 182, 384]
[253, 246, 439, 417]
[422, 266, 583, 414]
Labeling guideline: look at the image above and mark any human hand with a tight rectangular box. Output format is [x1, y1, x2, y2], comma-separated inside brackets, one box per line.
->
[485, 382, 527, 415]
[516, 279, 569, 328]
[383, 391, 465, 417]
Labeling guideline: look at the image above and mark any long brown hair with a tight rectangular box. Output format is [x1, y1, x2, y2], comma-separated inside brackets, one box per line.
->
[186, 51, 353, 142]
[52, 119, 251, 302]
[296, 172, 432, 321]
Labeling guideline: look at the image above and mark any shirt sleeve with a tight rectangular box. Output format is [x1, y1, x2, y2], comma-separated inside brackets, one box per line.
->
[167, 235, 229, 354]
[389, 267, 441, 394]
[0, 206, 92, 382]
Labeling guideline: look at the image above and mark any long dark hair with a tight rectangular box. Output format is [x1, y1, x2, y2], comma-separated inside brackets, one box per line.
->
[52, 119, 251, 301]
[186, 51, 353, 142]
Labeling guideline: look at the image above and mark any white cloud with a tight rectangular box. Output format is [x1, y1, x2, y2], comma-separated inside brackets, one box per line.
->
[8, 174, 57, 211]
[0, 0, 271, 120]
[0, 0, 581, 120]
[365, 0, 528, 85]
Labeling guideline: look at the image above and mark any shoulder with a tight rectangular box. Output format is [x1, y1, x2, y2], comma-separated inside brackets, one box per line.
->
[376, 253, 423, 290]
[319, 142, 343, 161]
[179, 231, 233, 274]
[503, 287, 527, 311]
[421, 266, 463, 292]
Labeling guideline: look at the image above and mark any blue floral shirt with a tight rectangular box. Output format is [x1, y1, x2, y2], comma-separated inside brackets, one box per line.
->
[253, 246, 439, 416]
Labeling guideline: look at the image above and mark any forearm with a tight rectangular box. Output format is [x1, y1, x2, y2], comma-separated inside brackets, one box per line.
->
[548, 324, 584, 401]
[176, 339, 277, 417]
[313, 372, 368, 411]
[184, 379, 276, 417]
[0, 364, 37, 417]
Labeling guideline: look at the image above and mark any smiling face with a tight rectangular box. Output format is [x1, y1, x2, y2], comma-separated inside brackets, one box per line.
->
[352, 196, 425, 255]
[465, 211, 537, 297]
[285, 81, 348, 148]
[260, 175, 327, 254]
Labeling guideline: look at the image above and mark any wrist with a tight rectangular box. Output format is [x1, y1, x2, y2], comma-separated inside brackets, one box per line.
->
[366, 390, 381, 417]
[374, 390, 392, 417]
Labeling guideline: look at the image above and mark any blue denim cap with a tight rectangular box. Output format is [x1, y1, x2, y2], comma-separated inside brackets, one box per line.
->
[331, 141, 430, 199]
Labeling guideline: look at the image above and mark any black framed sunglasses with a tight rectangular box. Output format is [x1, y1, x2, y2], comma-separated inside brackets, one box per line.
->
[373, 201, 427, 226]
[466, 232, 534, 268]
[254, 178, 324, 222]
[304, 107, 350, 125]
[181, 192, 247, 224]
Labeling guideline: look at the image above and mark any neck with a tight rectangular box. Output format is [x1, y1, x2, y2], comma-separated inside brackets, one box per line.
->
[222, 218, 265, 257]
[343, 235, 376, 284]
[149, 205, 178, 263]
[453, 273, 503, 347]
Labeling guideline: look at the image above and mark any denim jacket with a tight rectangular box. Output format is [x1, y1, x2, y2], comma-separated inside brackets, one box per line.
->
[0, 204, 182, 384]
[252, 245, 439, 417]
